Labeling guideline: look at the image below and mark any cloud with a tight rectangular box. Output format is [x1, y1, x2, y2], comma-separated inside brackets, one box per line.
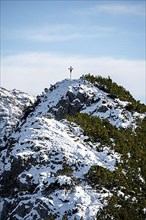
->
[1, 52, 145, 103]
[96, 3, 145, 16]
[77, 2, 145, 17]
[5, 24, 115, 42]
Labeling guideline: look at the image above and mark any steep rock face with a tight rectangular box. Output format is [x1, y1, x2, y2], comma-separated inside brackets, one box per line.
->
[0, 87, 35, 148]
[0, 78, 145, 219]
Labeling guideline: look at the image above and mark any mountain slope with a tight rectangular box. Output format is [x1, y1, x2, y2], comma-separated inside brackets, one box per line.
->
[0, 87, 35, 148]
[0, 75, 146, 219]
[34, 78, 145, 128]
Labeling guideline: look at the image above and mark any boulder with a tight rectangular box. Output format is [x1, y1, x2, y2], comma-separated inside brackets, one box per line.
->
[69, 99, 83, 115]
[76, 91, 86, 102]
[98, 105, 108, 113]
[55, 106, 68, 119]
[56, 97, 70, 109]
[66, 91, 75, 102]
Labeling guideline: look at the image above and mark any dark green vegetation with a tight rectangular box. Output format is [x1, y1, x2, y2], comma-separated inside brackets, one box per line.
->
[83, 74, 146, 113]
[67, 113, 146, 219]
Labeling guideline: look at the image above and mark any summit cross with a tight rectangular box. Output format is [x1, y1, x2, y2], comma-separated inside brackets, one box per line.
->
[68, 66, 74, 79]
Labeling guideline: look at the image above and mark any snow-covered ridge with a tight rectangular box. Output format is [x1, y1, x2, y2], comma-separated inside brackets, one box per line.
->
[35, 78, 145, 128]
[0, 78, 145, 219]
[0, 87, 35, 147]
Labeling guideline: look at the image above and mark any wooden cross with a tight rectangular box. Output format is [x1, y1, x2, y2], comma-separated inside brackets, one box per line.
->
[68, 66, 74, 79]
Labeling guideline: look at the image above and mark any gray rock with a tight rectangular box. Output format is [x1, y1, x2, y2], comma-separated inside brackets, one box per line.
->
[0, 199, 10, 220]
[76, 91, 86, 102]
[66, 91, 75, 102]
[16, 173, 35, 192]
[69, 99, 83, 115]
[55, 106, 68, 119]
[85, 97, 92, 106]
[98, 105, 108, 113]
[57, 97, 70, 109]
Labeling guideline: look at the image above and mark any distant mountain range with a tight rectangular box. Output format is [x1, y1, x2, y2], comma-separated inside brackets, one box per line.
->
[0, 74, 146, 220]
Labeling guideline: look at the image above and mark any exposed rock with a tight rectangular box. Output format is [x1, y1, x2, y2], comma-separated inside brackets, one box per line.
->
[0, 87, 35, 148]
[66, 90, 76, 102]
[76, 91, 86, 102]
[55, 106, 68, 119]
[98, 105, 109, 113]
[56, 96, 70, 109]
[0, 199, 12, 220]
[69, 99, 83, 115]
[33, 198, 51, 218]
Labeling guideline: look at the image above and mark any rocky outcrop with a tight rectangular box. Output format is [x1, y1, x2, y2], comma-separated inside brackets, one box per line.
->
[50, 89, 95, 119]
[98, 105, 109, 113]
[0, 88, 35, 148]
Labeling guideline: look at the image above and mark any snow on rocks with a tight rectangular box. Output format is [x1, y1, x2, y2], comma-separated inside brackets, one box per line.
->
[57, 175, 72, 186]
[0, 77, 145, 219]
[0, 87, 35, 147]
[0, 115, 118, 219]
[34, 78, 145, 128]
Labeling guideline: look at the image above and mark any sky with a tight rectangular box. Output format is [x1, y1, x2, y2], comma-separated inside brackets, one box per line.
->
[1, 0, 146, 103]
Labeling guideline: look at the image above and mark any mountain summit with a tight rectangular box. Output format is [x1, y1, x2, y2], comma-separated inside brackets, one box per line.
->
[0, 75, 146, 219]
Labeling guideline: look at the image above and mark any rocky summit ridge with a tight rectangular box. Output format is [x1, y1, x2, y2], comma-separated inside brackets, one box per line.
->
[0, 75, 146, 220]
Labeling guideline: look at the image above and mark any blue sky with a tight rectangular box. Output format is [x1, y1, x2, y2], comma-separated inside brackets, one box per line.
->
[1, 0, 146, 103]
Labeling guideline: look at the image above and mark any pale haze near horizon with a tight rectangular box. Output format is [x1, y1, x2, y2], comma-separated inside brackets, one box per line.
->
[1, 0, 146, 103]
